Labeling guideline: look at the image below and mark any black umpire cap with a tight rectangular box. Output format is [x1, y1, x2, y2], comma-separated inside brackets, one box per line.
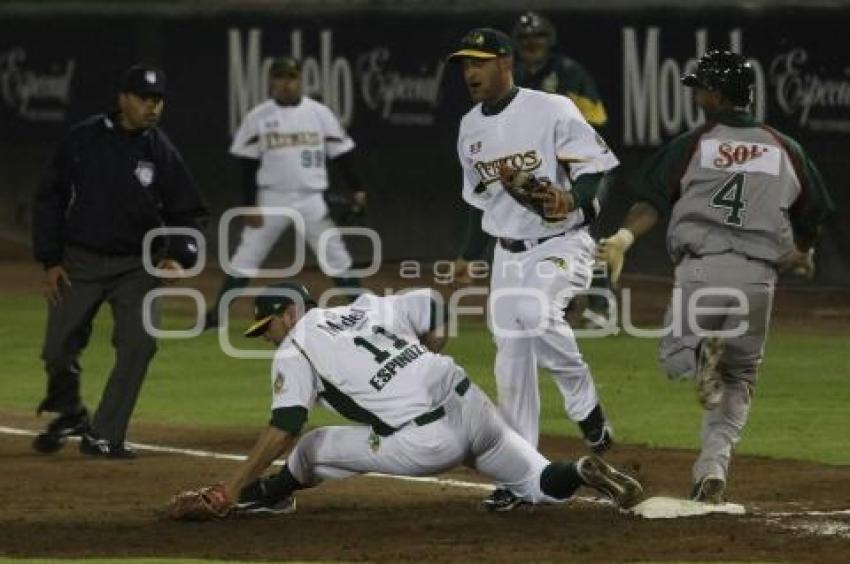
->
[244, 282, 315, 337]
[122, 64, 166, 96]
[269, 56, 302, 78]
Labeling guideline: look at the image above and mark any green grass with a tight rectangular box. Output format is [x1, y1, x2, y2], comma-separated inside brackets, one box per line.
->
[1, 295, 848, 464]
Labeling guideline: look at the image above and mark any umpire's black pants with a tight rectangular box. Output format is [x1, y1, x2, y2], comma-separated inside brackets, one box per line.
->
[39, 245, 159, 443]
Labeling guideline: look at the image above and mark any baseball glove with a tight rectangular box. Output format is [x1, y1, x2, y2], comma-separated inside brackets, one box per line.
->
[166, 484, 233, 521]
[324, 191, 366, 226]
[498, 164, 572, 222]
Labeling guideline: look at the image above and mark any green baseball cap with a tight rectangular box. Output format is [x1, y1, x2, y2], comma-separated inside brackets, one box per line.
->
[244, 282, 315, 338]
[448, 28, 513, 62]
[269, 56, 302, 78]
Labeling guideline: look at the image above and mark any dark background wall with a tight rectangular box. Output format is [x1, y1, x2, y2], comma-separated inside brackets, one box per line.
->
[1, 2, 848, 284]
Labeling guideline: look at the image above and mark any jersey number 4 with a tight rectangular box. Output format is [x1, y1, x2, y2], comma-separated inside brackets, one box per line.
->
[353, 325, 408, 364]
[710, 172, 747, 226]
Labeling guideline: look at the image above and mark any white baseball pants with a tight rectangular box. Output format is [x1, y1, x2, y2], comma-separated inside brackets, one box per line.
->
[285, 379, 552, 503]
[230, 189, 353, 277]
[488, 229, 601, 447]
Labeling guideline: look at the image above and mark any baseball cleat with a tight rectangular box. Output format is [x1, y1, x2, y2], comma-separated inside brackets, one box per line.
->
[579, 404, 614, 454]
[481, 487, 528, 512]
[32, 432, 63, 454]
[32, 408, 90, 454]
[576, 455, 644, 509]
[696, 337, 724, 409]
[201, 311, 219, 332]
[79, 433, 137, 459]
[691, 477, 726, 504]
[584, 424, 614, 454]
[234, 495, 297, 516]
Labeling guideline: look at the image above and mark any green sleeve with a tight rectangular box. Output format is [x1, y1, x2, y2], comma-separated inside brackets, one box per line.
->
[270, 406, 308, 436]
[556, 57, 602, 101]
[632, 128, 706, 217]
[429, 298, 448, 332]
[771, 130, 835, 244]
[557, 57, 607, 128]
[571, 172, 609, 222]
[460, 207, 490, 261]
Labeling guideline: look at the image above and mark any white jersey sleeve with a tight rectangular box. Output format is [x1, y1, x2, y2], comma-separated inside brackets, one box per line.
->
[457, 126, 488, 211]
[553, 99, 619, 179]
[229, 109, 262, 160]
[270, 342, 320, 412]
[315, 103, 355, 159]
[387, 288, 439, 336]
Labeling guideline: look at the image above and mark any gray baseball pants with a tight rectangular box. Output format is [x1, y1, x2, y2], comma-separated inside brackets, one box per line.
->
[39, 245, 160, 443]
[658, 253, 776, 484]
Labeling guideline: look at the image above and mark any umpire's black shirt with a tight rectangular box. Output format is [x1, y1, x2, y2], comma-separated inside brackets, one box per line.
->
[33, 112, 208, 268]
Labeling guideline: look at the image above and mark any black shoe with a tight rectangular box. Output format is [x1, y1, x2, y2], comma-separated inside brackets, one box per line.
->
[481, 488, 528, 512]
[579, 404, 614, 454]
[32, 408, 90, 454]
[233, 495, 297, 516]
[584, 424, 614, 454]
[202, 311, 219, 332]
[79, 433, 137, 459]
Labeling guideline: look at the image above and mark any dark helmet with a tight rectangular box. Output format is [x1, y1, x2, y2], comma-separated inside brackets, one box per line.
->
[166, 235, 200, 269]
[512, 11, 556, 46]
[681, 50, 755, 106]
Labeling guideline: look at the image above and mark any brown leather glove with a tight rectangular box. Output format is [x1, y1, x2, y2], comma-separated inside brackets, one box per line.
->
[498, 164, 572, 222]
[166, 484, 234, 521]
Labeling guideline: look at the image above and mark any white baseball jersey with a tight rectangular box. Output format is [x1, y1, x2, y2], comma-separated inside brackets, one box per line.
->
[457, 88, 619, 239]
[230, 97, 355, 192]
[269, 290, 458, 430]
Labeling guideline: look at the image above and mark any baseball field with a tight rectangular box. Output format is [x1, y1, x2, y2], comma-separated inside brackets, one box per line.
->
[1, 251, 848, 562]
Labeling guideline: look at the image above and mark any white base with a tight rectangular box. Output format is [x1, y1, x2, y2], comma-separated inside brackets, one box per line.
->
[630, 496, 746, 519]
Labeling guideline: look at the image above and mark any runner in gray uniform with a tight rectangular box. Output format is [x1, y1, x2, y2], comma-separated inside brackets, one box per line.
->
[596, 50, 834, 503]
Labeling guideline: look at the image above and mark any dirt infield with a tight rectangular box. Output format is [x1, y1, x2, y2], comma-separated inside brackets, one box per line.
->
[2, 249, 849, 561]
[1, 412, 849, 562]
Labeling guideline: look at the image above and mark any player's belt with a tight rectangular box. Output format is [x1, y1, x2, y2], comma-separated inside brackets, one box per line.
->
[498, 233, 564, 253]
[374, 378, 470, 437]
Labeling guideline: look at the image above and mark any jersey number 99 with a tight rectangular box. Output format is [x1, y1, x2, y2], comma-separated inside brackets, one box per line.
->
[301, 149, 324, 168]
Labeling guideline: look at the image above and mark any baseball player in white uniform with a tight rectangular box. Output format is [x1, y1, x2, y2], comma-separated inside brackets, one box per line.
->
[204, 57, 366, 329]
[165, 282, 643, 519]
[448, 28, 620, 510]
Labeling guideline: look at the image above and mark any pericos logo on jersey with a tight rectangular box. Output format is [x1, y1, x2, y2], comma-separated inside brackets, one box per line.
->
[473, 150, 542, 185]
[700, 139, 781, 175]
[265, 131, 322, 150]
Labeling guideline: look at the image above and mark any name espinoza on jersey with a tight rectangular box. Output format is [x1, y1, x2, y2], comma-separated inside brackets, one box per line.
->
[370, 343, 429, 391]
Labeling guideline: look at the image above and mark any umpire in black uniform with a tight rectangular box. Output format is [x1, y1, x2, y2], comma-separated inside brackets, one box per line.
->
[31, 64, 208, 458]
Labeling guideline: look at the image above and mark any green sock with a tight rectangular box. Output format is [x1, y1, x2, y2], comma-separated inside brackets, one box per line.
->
[539, 462, 583, 500]
[266, 465, 303, 499]
[209, 275, 250, 317]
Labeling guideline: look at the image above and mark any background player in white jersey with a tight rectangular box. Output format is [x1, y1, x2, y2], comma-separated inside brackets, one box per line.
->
[597, 50, 834, 503]
[204, 57, 367, 329]
[166, 283, 642, 520]
[448, 28, 620, 511]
